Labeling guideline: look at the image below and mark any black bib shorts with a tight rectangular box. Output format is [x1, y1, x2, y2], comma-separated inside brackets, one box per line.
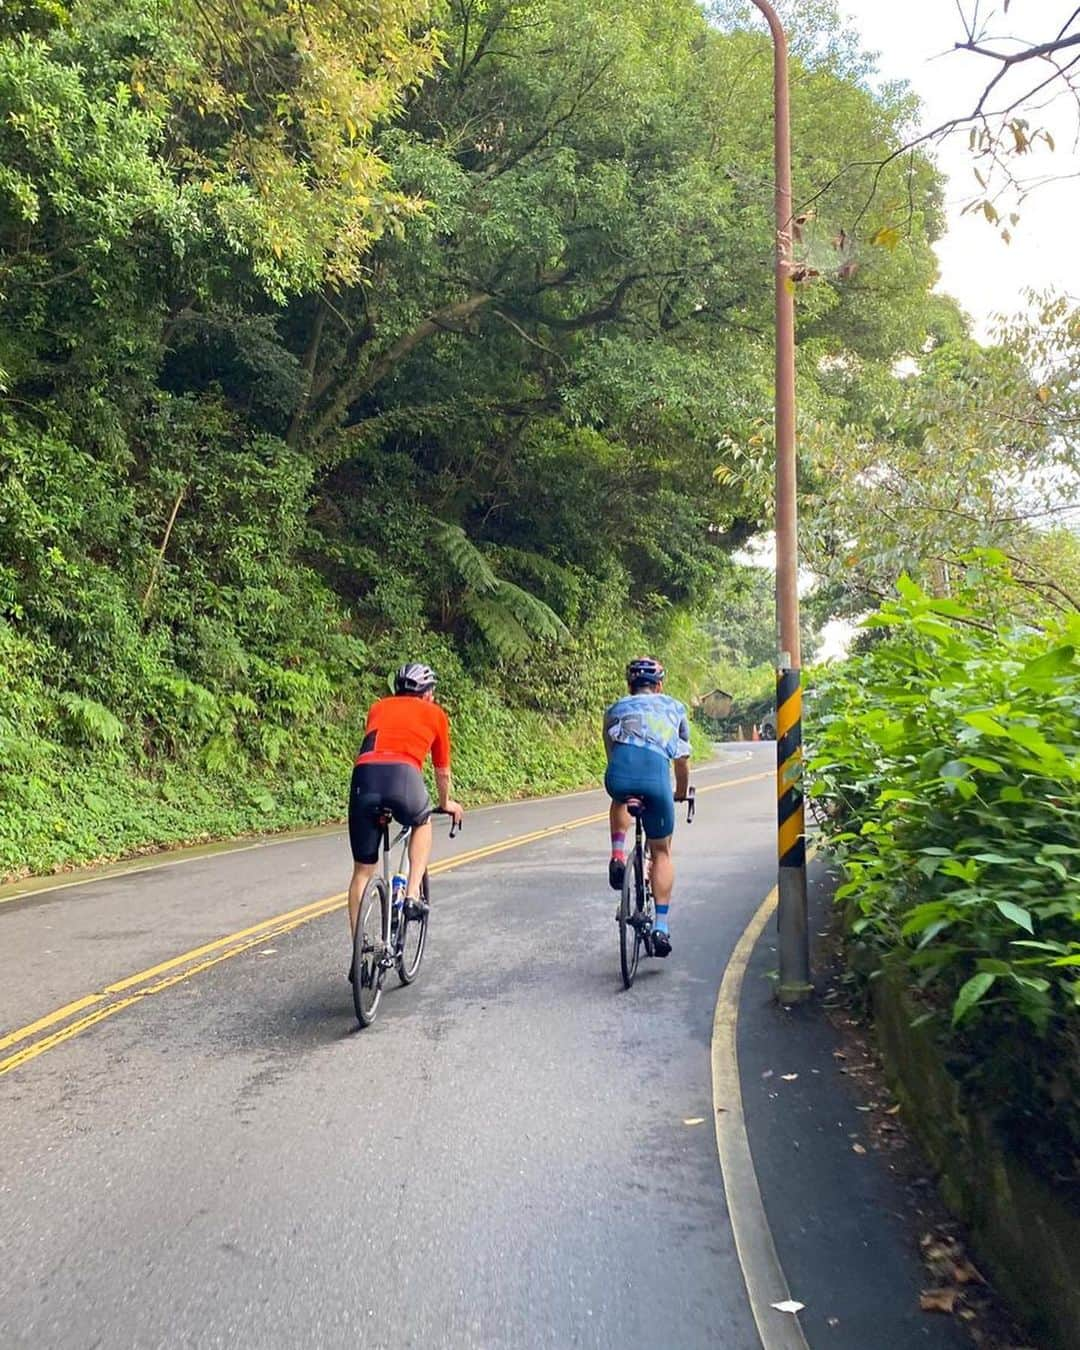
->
[348, 761, 434, 864]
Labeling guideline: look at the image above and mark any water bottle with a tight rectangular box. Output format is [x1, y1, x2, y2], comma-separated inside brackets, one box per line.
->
[391, 872, 408, 910]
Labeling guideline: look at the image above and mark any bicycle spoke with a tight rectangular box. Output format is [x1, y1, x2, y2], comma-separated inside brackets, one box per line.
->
[353, 877, 388, 1026]
[397, 871, 429, 985]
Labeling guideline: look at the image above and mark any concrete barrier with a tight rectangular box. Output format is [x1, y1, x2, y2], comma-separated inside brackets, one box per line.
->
[870, 966, 1080, 1349]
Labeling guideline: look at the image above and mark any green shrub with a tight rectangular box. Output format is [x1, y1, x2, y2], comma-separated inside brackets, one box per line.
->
[810, 568, 1080, 1179]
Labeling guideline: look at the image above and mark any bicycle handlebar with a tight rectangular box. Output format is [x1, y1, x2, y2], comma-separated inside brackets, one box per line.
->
[434, 806, 462, 839]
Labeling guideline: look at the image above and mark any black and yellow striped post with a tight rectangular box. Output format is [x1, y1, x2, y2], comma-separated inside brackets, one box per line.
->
[776, 666, 811, 1001]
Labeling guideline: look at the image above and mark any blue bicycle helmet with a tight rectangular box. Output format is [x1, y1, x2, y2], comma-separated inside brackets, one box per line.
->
[626, 657, 665, 688]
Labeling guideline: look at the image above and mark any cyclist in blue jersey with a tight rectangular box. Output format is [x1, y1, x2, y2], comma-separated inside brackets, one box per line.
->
[603, 657, 691, 958]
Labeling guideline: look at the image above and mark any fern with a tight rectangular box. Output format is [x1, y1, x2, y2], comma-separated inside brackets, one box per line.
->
[434, 521, 500, 595]
[492, 580, 569, 644]
[465, 595, 536, 660]
[56, 693, 124, 746]
[202, 731, 248, 775]
[435, 521, 569, 658]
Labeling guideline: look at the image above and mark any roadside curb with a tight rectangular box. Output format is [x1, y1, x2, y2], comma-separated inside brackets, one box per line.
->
[729, 857, 969, 1350]
[712, 869, 812, 1350]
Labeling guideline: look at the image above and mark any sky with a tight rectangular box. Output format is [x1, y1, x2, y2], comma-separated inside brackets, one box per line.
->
[836, 0, 1080, 340]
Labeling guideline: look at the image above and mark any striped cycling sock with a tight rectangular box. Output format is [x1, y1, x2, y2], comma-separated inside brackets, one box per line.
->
[655, 903, 670, 933]
[610, 830, 627, 860]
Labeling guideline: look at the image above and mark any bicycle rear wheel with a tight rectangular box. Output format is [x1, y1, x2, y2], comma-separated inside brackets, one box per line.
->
[397, 870, 429, 985]
[353, 876, 388, 1027]
[619, 845, 645, 988]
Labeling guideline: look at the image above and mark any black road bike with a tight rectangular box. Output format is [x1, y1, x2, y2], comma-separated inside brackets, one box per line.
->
[618, 787, 695, 989]
[352, 807, 460, 1028]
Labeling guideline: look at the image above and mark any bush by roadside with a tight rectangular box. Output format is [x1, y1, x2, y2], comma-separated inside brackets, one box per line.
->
[809, 568, 1080, 1187]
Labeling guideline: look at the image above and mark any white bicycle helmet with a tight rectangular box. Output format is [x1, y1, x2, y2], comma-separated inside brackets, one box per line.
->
[394, 662, 437, 694]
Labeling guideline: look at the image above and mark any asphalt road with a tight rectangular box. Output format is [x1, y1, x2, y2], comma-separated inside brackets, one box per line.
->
[1, 748, 777, 1350]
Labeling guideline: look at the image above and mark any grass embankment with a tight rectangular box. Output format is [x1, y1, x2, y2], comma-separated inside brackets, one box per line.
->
[0, 711, 605, 883]
[2, 702, 712, 884]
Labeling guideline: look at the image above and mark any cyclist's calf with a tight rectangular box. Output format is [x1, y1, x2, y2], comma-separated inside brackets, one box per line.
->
[406, 818, 433, 899]
[647, 834, 675, 907]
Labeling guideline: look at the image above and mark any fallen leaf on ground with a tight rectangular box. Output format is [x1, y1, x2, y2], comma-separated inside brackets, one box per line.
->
[885, 1103, 901, 1114]
[770, 1300, 805, 1315]
[920, 1288, 960, 1314]
[952, 1259, 984, 1286]
[832, 1051, 846, 1060]
[781, 1073, 799, 1081]
[852, 1143, 867, 1154]
[683, 1117, 705, 1126]
[826, 1316, 840, 1328]
[761, 1070, 774, 1079]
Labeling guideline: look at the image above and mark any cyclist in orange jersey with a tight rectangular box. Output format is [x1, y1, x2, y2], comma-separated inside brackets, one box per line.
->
[346, 663, 463, 977]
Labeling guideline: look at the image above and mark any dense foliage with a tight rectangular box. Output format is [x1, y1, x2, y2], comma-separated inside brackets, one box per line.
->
[0, 0, 955, 878]
[810, 563, 1080, 1179]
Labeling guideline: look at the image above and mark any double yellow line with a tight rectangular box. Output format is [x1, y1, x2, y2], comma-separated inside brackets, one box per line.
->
[0, 771, 770, 1078]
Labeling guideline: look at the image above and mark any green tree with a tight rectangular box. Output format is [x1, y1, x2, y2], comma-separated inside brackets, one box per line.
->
[802, 298, 1080, 616]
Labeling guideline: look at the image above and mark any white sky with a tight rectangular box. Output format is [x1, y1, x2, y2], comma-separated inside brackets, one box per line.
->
[837, 0, 1080, 340]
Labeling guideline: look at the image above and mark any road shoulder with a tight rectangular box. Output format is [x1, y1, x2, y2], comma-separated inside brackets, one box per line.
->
[734, 857, 969, 1349]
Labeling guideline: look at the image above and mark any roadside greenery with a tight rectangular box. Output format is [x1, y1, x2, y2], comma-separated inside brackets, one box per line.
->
[810, 560, 1080, 1178]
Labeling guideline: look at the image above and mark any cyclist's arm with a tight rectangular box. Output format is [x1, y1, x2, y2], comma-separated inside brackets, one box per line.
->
[673, 704, 691, 800]
[432, 712, 463, 822]
[434, 766, 453, 808]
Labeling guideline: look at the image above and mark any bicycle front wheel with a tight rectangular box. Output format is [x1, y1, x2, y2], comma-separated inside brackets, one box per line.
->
[353, 876, 388, 1027]
[397, 871, 429, 985]
[619, 846, 645, 989]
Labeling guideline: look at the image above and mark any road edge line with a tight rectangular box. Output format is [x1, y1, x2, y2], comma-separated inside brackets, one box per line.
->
[711, 848, 819, 1350]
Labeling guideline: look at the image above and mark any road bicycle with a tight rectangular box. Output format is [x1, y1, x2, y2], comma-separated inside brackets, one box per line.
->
[617, 787, 695, 989]
[352, 807, 460, 1028]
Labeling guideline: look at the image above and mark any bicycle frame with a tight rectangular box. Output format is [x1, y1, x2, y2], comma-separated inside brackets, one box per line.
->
[620, 785, 696, 972]
[374, 808, 460, 955]
[377, 820, 413, 956]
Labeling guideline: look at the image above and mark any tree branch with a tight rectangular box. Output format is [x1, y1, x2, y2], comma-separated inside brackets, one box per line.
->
[307, 291, 494, 444]
[142, 484, 187, 614]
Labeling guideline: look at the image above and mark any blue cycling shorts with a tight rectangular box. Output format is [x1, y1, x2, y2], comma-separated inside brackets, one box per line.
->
[604, 742, 675, 840]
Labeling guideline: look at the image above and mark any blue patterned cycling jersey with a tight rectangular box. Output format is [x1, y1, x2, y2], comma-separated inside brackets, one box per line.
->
[603, 693, 691, 761]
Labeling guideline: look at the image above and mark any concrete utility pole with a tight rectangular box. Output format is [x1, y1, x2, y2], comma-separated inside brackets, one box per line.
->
[750, 0, 811, 1003]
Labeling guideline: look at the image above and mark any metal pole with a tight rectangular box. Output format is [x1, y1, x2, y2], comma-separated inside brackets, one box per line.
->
[750, 0, 811, 1003]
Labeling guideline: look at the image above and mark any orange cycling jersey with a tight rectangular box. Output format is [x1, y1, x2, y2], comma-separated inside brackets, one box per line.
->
[356, 696, 451, 774]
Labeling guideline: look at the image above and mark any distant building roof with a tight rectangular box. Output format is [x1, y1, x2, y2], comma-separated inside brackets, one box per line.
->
[697, 688, 734, 718]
